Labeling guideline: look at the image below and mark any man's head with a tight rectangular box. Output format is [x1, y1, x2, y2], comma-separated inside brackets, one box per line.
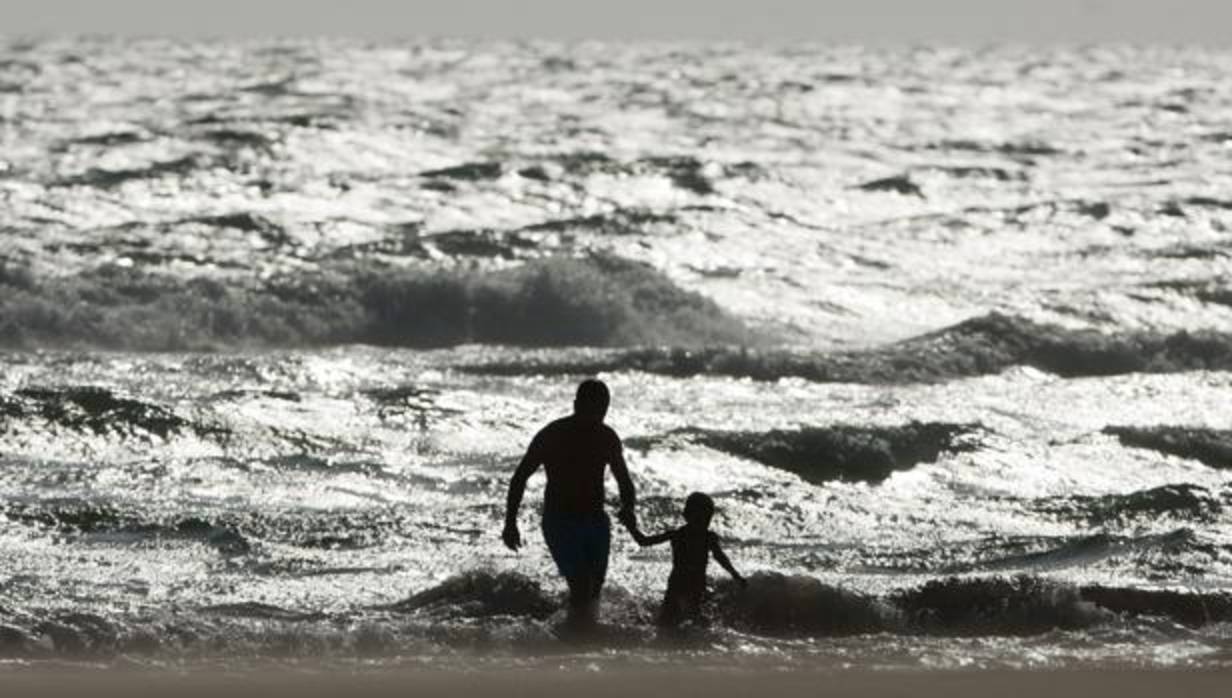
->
[683, 492, 715, 528]
[573, 378, 610, 421]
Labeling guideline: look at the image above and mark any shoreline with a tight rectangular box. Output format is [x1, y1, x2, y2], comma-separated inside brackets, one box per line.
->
[0, 667, 1229, 698]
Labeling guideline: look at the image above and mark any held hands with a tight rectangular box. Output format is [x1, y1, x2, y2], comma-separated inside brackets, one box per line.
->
[501, 521, 522, 551]
[616, 507, 637, 531]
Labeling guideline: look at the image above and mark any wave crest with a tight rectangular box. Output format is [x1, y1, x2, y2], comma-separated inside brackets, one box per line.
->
[631, 422, 978, 484]
[384, 570, 557, 620]
[464, 312, 1232, 382]
[0, 254, 749, 350]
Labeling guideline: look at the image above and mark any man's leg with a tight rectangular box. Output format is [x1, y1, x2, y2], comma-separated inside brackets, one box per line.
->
[562, 573, 596, 629]
[583, 516, 611, 624]
[566, 518, 609, 630]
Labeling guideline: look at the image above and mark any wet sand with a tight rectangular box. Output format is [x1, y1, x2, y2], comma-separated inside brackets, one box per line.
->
[1, 668, 1228, 698]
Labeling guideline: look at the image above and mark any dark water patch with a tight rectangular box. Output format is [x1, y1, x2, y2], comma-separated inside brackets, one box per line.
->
[548, 150, 618, 174]
[2, 501, 252, 554]
[212, 388, 302, 402]
[384, 570, 556, 620]
[362, 384, 461, 422]
[324, 222, 425, 260]
[194, 127, 277, 151]
[421, 179, 456, 192]
[632, 422, 976, 485]
[173, 518, 253, 555]
[1156, 201, 1187, 217]
[723, 160, 772, 181]
[521, 152, 758, 191]
[203, 602, 324, 622]
[519, 209, 678, 236]
[238, 75, 299, 96]
[35, 612, 121, 656]
[464, 312, 1232, 383]
[1103, 426, 1232, 469]
[2, 499, 134, 533]
[0, 257, 35, 290]
[927, 139, 1063, 157]
[1034, 484, 1225, 524]
[1183, 196, 1232, 211]
[713, 573, 887, 636]
[265, 112, 345, 129]
[1146, 278, 1232, 308]
[892, 576, 1106, 635]
[1147, 243, 1230, 260]
[180, 212, 291, 246]
[918, 165, 1025, 182]
[424, 228, 542, 259]
[330, 227, 545, 261]
[1079, 586, 1232, 627]
[638, 155, 714, 195]
[0, 623, 44, 657]
[64, 130, 149, 148]
[855, 174, 924, 197]
[54, 154, 209, 188]
[1, 495, 464, 555]
[7, 500, 390, 553]
[419, 161, 502, 181]
[0, 254, 749, 350]
[516, 165, 552, 181]
[0, 386, 191, 438]
[1076, 201, 1112, 219]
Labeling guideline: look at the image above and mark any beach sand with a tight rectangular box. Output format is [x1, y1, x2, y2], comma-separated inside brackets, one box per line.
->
[1, 668, 1227, 698]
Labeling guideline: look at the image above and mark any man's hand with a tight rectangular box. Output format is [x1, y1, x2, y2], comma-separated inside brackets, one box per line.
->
[617, 507, 636, 530]
[502, 521, 522, 551]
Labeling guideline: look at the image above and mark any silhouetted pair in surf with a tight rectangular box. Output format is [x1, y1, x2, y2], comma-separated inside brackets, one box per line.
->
[503, 379, 745, 632]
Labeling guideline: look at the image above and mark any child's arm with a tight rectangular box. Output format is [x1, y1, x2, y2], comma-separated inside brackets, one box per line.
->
[618, 511, 674, 547]
[709, 533, 747, 586]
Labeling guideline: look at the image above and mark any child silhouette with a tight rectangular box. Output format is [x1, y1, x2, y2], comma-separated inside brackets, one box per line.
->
[620, 492, 746, 628]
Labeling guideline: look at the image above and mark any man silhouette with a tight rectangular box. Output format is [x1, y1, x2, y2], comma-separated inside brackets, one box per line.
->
[502, 379, 636, 629]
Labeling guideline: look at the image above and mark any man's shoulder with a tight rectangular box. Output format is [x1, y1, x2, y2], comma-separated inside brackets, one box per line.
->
[532, 417, 568, 444]
[601, 423, 621, 443]
[538, 416, 621, 449]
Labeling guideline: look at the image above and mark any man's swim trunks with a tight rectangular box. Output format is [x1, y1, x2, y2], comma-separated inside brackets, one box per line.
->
[541, 511, 610, 581]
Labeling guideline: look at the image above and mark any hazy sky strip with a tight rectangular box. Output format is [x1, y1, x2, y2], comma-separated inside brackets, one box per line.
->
[3, 0, 1231, 43]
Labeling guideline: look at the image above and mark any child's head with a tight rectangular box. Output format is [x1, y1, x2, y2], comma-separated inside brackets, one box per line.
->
[683, 492, 715, 527]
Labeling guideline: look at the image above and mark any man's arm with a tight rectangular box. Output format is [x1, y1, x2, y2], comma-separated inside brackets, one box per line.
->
[502, 437, 542, 550]
[710, 534, 746, 586]
[609, 435, 636, 518]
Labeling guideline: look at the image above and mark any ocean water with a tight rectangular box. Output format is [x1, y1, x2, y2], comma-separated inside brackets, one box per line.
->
[1, 37, 1232, 670]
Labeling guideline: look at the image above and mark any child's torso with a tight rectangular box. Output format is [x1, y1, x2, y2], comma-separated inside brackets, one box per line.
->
[667, 526, 711, 592]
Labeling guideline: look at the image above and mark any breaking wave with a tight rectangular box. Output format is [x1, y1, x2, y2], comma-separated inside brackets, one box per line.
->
[381, 570, 557, 620]
[463, 313, 1232, 382]
[2, 569, 1230, 659]
[0, 385, 211, 439]
[1103, 426, 1232, 470]
[1034, 484, 1228, 524]
[629, 422, 979, 484]
[0, 254, 750, 350]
